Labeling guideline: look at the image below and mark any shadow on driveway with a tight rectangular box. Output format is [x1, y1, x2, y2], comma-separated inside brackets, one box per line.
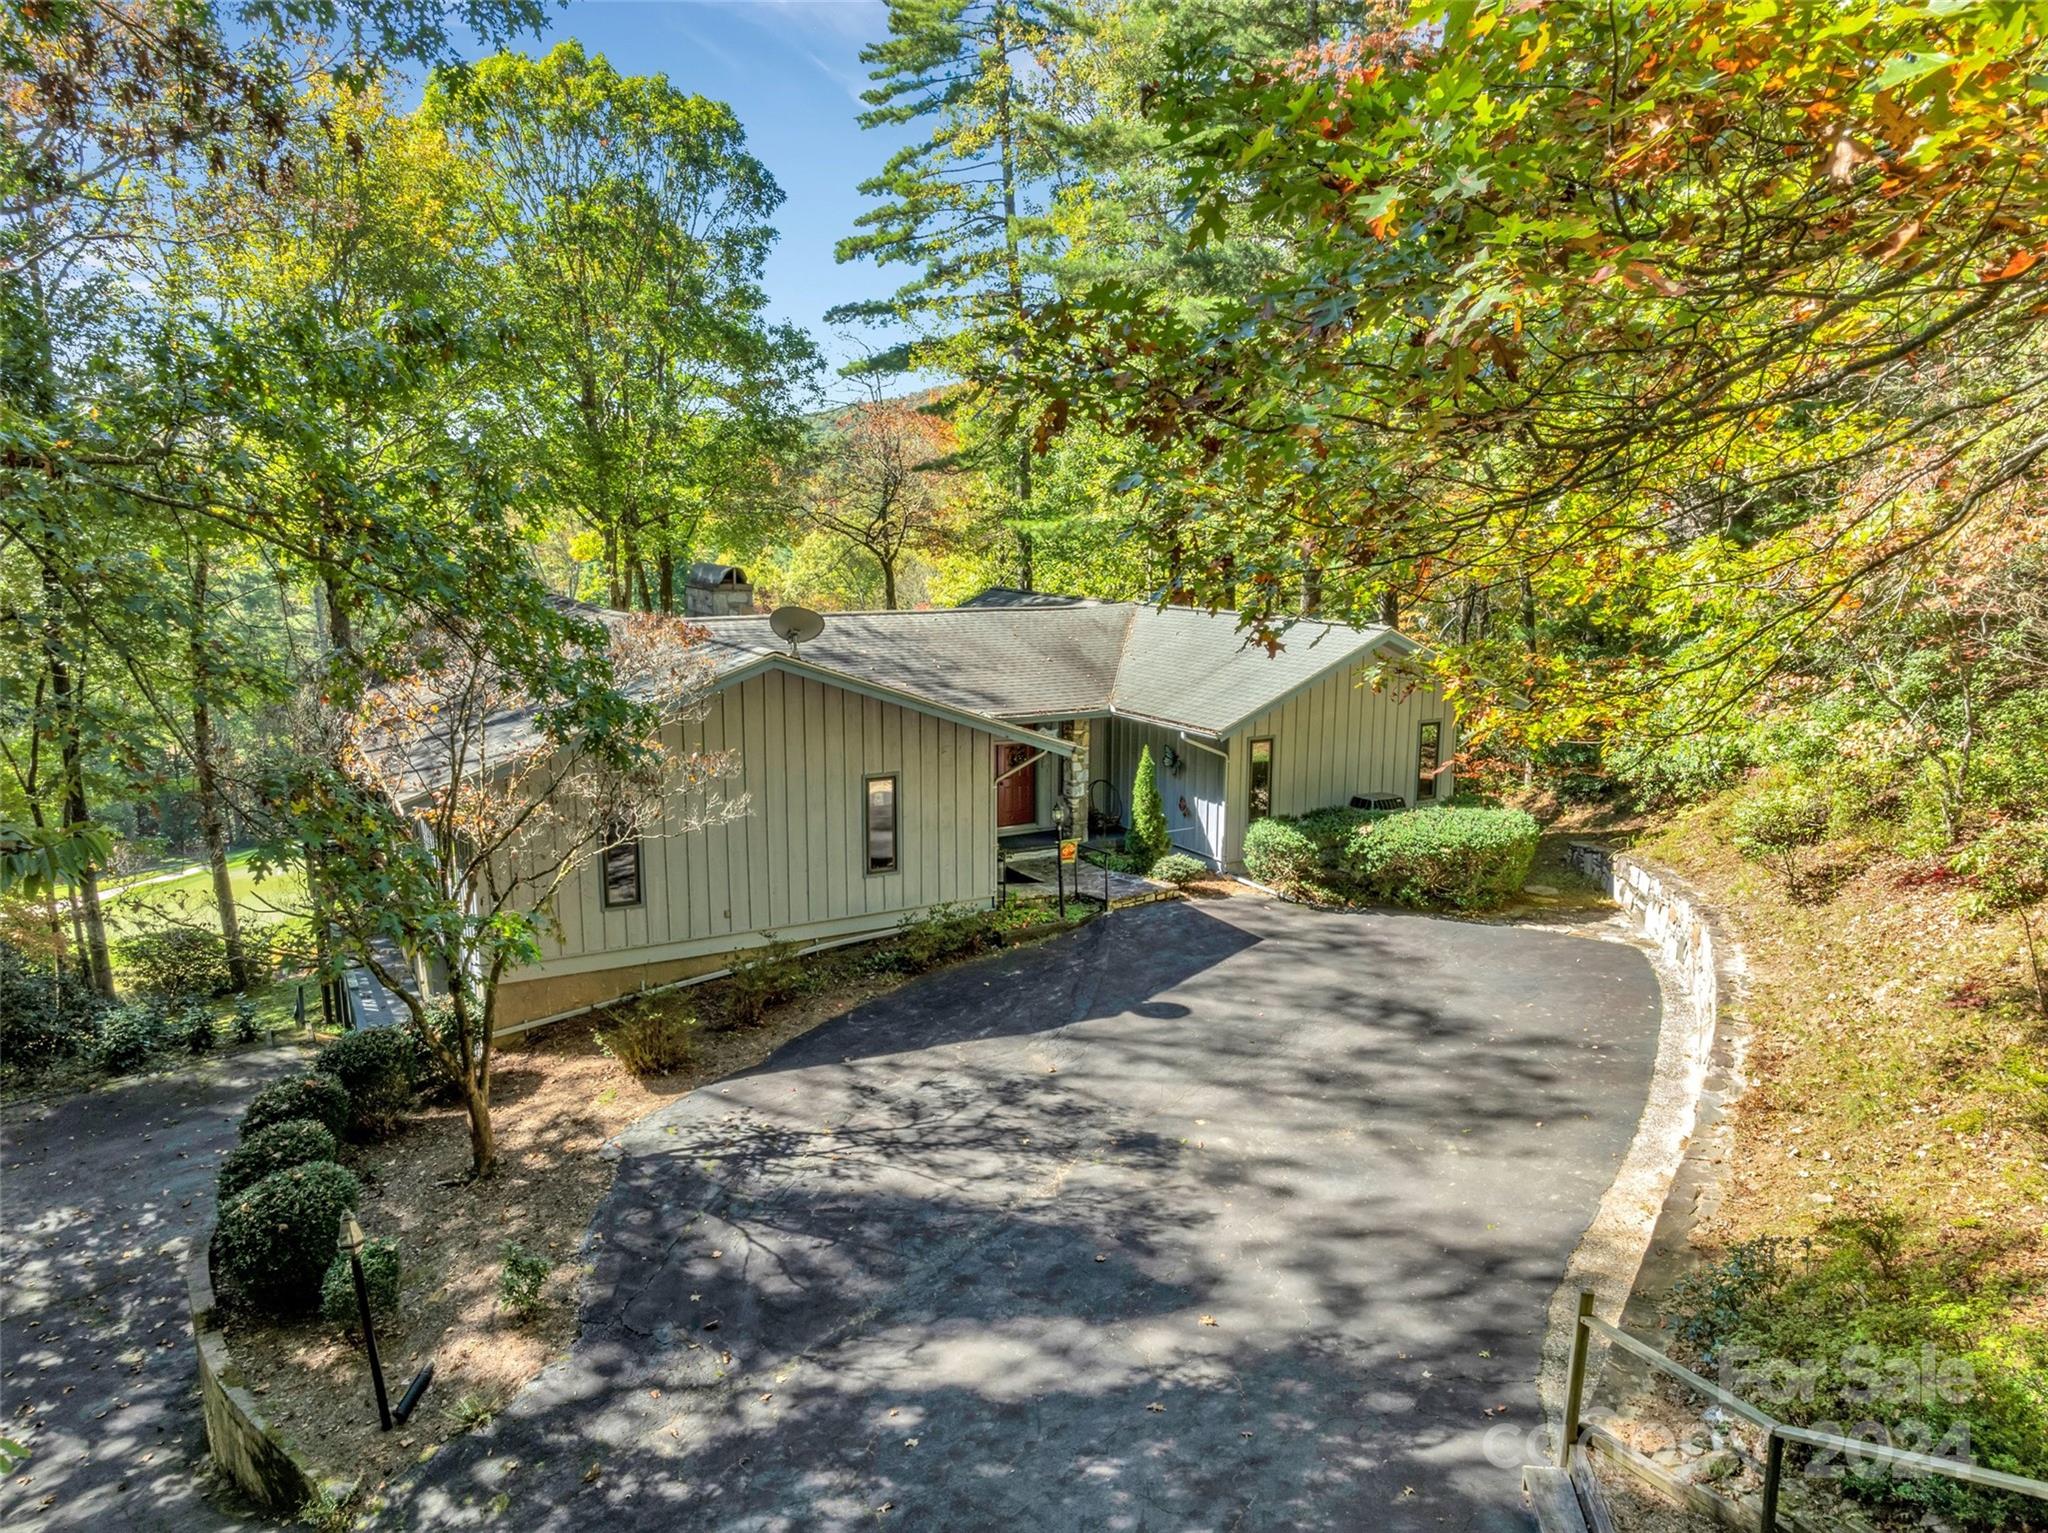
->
[1, 1045, 311, 1532]
[391, 897, 1661, 1531]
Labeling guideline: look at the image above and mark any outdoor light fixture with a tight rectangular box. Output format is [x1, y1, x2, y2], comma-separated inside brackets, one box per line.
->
[340, 1213, 392, 1431]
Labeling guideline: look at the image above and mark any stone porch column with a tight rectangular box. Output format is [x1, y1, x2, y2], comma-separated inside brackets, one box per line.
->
[1062, 719, 1091, 835]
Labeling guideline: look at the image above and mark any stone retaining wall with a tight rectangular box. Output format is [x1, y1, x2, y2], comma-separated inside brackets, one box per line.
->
[1566, 840, 1725, 1025]
[186, 1249, 329, 1514]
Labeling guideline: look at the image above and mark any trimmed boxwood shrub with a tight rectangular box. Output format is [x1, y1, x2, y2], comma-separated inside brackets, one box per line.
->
[1242, 817, 1319, 888]
[1344, 806, 1539, 911]
[217, 1118, 340, 1201]
[1294, 805, 1373, 859]
[241, 1071, 350, 1142]
[215, 1161, 362, 1314]
[1148, 852, 1209, 886]
[319, 1236, 400, 1330]
[314, 1028, 416, 1139]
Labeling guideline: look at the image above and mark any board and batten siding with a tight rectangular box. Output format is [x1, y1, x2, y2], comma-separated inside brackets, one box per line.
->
[1218, 665, 1456, 868]
[1100, 717, 1228, 864]
[533, 668, 999, 980]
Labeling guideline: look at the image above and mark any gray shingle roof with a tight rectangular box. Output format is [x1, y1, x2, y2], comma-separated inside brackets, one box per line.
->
[688, 593, 1403, 738]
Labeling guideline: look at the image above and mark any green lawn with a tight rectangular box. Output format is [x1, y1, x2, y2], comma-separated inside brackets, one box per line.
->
[96, 850, 323, 1034]
[101, 849, 307, 937]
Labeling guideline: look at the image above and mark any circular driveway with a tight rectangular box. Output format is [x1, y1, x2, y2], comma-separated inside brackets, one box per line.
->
[395, 896, 1661, 1531]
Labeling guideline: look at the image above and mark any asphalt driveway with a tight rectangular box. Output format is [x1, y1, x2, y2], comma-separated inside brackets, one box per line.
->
[395, 896, 1661, 1531]
[0, 1045, 309, 1531]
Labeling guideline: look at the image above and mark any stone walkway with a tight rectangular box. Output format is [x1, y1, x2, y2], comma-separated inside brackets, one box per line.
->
[0, 1046, 309, 1531]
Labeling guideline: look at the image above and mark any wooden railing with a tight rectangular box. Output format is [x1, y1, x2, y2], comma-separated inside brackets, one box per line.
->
[1559, 1291, 2048, 1532]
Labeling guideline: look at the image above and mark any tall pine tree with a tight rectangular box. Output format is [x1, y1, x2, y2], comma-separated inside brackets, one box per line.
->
[835, 0, 1067, 590]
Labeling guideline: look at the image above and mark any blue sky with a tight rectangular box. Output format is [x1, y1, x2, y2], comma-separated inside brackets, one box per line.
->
[485, 1, 916, 378]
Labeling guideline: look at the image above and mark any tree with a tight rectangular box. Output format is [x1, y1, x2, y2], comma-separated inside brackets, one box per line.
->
[1020, 1, 2048, 753]
[802, 385, 960, 610]
[1126, 744, 1169, 867]
[836, 0, 1068, 588]
[2, 0, 552, 956]
[272, 612, 745, 1178]
[428, 42, 815, 614]
[1959, 822, 2048, 1018]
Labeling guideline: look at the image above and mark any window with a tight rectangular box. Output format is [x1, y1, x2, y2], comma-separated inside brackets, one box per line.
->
[601, 824, 643, 908]
[1248, 737, 1274, 823]
[1417, 721, 1442, 803]
[865, 773, 899, 874]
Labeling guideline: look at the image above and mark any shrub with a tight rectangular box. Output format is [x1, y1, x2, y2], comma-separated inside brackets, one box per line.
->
[1082, 847, 1143, 874]
[214, 1161, 361, 1314]
[1148, 852, 1209, 886]
[178, 1004, 216, 1054]
[1955, 820, 2048, 1014]
[720, 937, 803, 1027]
[241, 1071, 350, 1141]
[0, 937, 105, 1079]
[1294, 805, 1373, 860]
[1242, 817, 1320, 889]
[1730, 782, 1831, 885]
[1125, 745, 1169, 867]
[89, 1003, 168, 1075]
[319, 1236, 400, 1330]
[1343, 806, 1539, 911]
[218, 1118, 340, 1200]
[1664, 1235, 1803, 1366]
[1665, 1224, 2048, 1531]
[497, 1242, 550, 1321]
[229, 996, 261, 1045]
[313, 1029, 415, 1139]
[594, 1006, 697, 1075]
[117, 927, 233, 1004]
[402, 997, 467, 1103]
[1606, 732, 1755, 810]
[893, 904, 999, 971]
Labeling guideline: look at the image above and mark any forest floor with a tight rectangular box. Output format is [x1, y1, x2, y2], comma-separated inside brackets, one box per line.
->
[1622, 795, 2046, 1331]
[1559, 793, 2048, 1528]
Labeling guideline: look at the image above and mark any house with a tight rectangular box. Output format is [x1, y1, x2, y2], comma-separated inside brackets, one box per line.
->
[489, 592, 1458, 1029]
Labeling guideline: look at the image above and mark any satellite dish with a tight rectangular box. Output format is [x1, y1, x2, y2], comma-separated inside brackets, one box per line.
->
[769, 604, 826, 655]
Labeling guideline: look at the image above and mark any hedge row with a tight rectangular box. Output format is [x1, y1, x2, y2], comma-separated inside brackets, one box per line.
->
[214, 1028, 418, 1318]
[1242, 803, 1538, 912]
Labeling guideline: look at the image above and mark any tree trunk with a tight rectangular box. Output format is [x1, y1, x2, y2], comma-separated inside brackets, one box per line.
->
[1379, 585, 1399, 629]
[190, 544, 251, 992]
[1520, 570, 1539, 790]
[994, 9, 1035, 594]
[2022, 909, 2046, 1019]
[658, 552, 675, 615]
[321, 570, 354, 656]
[44, 569, 113, 997]
[464, 1075, 496, 1179]
[1016, 446, 1034, 592]
[604, 521, 623, 610]
[881, 557, 898, 611]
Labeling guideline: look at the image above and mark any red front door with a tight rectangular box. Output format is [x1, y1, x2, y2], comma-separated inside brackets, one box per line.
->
[996, 744, 1038, 828]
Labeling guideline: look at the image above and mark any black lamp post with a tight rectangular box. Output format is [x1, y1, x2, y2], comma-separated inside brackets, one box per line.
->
[339, 1213, 392, 1431]
[1052, 800, 1072, 920]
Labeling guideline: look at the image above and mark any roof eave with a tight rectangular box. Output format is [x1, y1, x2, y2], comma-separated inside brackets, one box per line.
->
[1204, 632, 1419, 740]
[723, 652, 1078, 756]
